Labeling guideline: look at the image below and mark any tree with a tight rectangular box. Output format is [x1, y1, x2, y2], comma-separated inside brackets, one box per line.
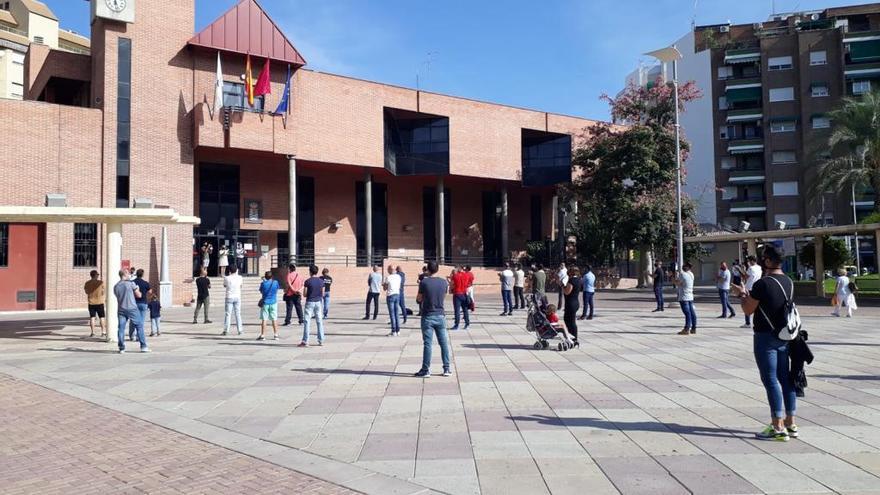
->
[567, 79, 703, 269]
[798, 236, 853, 271]
[814, 90, 880, 213]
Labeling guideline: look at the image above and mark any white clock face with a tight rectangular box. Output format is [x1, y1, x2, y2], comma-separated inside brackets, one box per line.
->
[105, 0, 127, 13]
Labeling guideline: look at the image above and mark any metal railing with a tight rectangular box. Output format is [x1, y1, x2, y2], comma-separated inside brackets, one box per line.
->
[270, 251, 557, 269]
[0, 24, 27, 38]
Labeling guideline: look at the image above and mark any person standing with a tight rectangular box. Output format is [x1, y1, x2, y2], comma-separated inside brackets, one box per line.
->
[556, 262, 569, 310]
[396, 266, 408, 324]
[513, 263, 526, 309]
[675, 263, 698, 335]
[579, 265, 596, 320]
[499, 263, 515, 316]
[652, 261, 666, 312]
[114, 269, 147, 353]
[563, 267, 582, 343]
[364, 265, 382, 320]
[832, 268, 852, 317]
[732, 245, 798, 442]
[300, 264, 325, 347]
[417, 265, 428, 316]
[257, 271, 281, 341]
[148, 291, 162, 337]
[222, 265, 244, 336]
[742, 256, 763, 328]
[129, 269, 151, 341]
[83, 270, 106, 339]
[218, 245, 230, 274]
[201, 243, 213, 272]
[532, 263, 547, 302]
[235, 243, 245, 272]
[283, 264, 304, 326]
[717, 262, 736, 319]
[385, 265, 403, 336]
[321, 268, 333, 319]
[451, 267, 470, 330]
[193, 269, 212, 324]
[731, 260, 744, 286]
[414, 261, 452, 378]
[464, 265, 475, 307]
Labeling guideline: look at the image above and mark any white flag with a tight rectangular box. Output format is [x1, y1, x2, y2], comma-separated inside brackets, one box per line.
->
[213, 51, 224, 114]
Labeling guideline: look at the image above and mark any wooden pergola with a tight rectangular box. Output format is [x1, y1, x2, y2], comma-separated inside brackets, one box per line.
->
[684, 222, 880, 297]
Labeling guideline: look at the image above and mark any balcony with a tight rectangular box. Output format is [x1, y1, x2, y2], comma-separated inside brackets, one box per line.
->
[845, 61, 880, 78]
[725, 77, 761, 91]
[724, 47, 761, 65]
[843, 29, 880, 43]
[728, 169, 766, 184]
[726, 108, 763, 123]
[727, 138, 764, 155]
[729, 200, 767, 213]
[193, 102, 295, 155]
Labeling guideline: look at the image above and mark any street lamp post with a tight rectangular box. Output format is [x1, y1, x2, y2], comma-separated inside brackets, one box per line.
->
[645, 45, 685, 270]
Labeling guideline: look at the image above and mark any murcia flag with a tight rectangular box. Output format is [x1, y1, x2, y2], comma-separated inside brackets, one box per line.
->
[254, 58, 271, 97]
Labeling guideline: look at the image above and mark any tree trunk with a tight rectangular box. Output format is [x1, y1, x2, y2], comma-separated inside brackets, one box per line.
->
[637, 245, 652, 288]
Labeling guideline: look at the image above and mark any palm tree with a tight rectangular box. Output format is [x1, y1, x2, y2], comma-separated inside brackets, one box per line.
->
[814, 90, 880, 213]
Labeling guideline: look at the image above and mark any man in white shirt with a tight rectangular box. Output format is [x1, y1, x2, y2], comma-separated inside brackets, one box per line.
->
[557, 263, 568, 310]
[716, 262, 736, 319]
[222, 265, 244, 335]
[675, 263, 697, 335]
[513, 264, 526, 310]
[384, 265, 403, 335]
[500, 264, 514, 316]
[742, 256, 763, 328]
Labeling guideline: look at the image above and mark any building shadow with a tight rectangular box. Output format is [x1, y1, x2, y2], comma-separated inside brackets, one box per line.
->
[462, 343, 538, 350]
[291, 367, 413, 377]
[813, 374, 880, 381]
[0, 318, 93, 342]
[37, 347, 120, 354]
[810, 342, 880, 347]
[508, 414, 750, 439]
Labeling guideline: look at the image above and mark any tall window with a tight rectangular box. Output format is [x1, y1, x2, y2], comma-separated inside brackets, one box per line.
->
[810, 50, 827, 66]
[521, 130, 572, 187]
[769, 87, 795, 102]
[384, 108, 449, 176]
[73, 223, 97, 267]
[772, 151, 796, 164]
[0, 223, 8, 267]
[768, 56, 793, 71]
[222, 82, 264, 112]
[116, 38, 132, 208]
[853, 80, 872, 95]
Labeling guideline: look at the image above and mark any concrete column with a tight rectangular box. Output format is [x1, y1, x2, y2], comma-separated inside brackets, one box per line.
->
[365, 172, 373, 266]
[159, 226, 172, 307]
[437, 175, 445, 263]
[550, 194, 559, 241]
[288, 155, 297, 262]
[815, 235, 825, 298]
[501, 187, 509, 263]
[105, 222, 122, 343]
[746, 238, 757, 257]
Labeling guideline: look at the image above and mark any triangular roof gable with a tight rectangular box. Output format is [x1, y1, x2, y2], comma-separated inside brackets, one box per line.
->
[188, 0, 306, 66]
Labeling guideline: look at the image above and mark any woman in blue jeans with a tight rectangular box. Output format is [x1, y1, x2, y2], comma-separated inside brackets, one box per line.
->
[734, 244, 798, 442]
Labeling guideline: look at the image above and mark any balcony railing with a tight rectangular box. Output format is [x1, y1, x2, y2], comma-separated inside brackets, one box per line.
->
[725, 77, 762, 89]
[726, 108, 763, 122]
[729, 200, 767, 212]
[843, 29, 880, 42]
[727, 138, 764, 154]
[729, 169, 766, 183]
[0, 23, 27, 38]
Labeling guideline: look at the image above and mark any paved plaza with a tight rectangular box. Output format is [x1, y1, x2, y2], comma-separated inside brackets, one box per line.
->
[2, 289, 880, 495]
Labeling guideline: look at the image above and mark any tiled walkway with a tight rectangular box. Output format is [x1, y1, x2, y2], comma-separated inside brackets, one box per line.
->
[2, 289, 880, 494]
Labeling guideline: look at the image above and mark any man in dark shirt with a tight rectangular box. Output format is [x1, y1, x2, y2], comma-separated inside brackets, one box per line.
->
[193, 269, 212, 324]
[321, 268, 332, 319]
[652, 261, 665, 312]
[129, 269, 151, 341]
[299, 265, 326, 347]
[415, 261, 452, 378]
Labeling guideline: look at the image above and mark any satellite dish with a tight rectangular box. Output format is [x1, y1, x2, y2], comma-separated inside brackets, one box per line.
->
[739, 221, 751, 232]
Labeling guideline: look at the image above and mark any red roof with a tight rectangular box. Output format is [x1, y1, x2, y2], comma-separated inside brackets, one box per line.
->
[188, 0, 306, 66]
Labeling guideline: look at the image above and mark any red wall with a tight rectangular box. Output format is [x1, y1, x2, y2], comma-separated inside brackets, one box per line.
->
[0, 224, 44, 311]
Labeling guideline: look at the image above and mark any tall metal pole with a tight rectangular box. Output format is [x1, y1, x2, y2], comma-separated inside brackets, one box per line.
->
[365, 172, 373, 267]
[437, 175, 445, 263]
[288, 155, 297, 263]
[672, 56, 685, 271]
[852, 182, 861, 273]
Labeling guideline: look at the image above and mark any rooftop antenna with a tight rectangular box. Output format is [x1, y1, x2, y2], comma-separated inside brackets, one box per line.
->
[692, 0, 698, 30]
[771, 0, 776, 15]
[416, 51, 437, 91]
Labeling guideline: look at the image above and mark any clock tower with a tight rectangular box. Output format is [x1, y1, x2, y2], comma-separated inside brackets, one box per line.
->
[91, 0, 136, 24]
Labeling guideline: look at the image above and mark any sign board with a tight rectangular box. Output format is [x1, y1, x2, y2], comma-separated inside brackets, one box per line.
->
[244, 199, 263, 224]
[121, 259, 131, 272]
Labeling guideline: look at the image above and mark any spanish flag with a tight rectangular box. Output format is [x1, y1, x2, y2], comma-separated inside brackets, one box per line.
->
[245, 54, 255, 106]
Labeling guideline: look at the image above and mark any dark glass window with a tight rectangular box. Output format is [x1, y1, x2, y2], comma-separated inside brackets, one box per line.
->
[198, 163, 240, 232]
[530, 195, 543, 241]
[222, 82, 264, 112]
[73, 223, 97, 267]
[522, 130, 572, 186]
[116, 38, 131, 208]
[384, 108, 449, 176]
[0, 223, 8, 267]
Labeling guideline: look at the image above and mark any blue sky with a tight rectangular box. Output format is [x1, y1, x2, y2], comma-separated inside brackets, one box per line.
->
[46, 0, 877, 120]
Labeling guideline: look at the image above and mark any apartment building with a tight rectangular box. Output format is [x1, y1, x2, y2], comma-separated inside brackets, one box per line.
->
[696, 3, 879, 237]
[0, 0, 89, 100]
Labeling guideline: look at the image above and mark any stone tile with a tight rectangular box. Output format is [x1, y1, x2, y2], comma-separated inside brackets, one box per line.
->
[714, 453, 829, 493]
[654, 455, 760, 494]
[594, 456, 689, 495]
[359, 433, 419, 461]
[417, 432, 473, 460]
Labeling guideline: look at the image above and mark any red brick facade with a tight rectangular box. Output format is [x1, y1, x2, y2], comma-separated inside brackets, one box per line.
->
[0, 0, 602, 310]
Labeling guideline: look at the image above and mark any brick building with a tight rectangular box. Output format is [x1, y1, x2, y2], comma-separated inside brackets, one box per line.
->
[0, 0, 602, 311]
[695, 3, 879, 269]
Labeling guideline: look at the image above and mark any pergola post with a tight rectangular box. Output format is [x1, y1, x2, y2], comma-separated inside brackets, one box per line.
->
[159, 226, 172, 307]
[105, 222, 123, 342]
[501, 186, 509, 264]
[436, 175, 445, 264]
[746, 238, 757, 257]
[550, 193, 559, 241]
[815, 235, 825, 298]
[288, 155, 297, 263]
[365, 172, 373, 267]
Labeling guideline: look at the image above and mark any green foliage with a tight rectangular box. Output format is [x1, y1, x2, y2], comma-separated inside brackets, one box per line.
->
[860, 210, 880, 224]
[798, 236, 853, 270]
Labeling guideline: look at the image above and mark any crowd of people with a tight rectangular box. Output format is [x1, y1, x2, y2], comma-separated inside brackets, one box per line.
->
[83, 245, 820, 442]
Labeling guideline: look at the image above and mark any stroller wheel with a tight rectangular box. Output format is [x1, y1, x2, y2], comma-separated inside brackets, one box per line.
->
[541, 340, 549, 349]
[533, 341, 542, 350]
[557, 342, 563, 352]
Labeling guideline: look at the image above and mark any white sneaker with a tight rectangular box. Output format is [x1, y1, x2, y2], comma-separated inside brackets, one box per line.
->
[118, 349, 125, 354]
[141, 348, 151, 353]
[739, 323, 751, 328]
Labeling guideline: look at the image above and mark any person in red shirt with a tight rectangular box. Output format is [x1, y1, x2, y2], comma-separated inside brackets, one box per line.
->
[546, 304, 574, 344]
[283, 264, 304, 325]
[451, 267, 470, 330]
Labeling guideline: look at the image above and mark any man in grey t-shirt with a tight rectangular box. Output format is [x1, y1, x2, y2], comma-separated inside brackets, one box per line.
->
[114, 269, 148, 353]
[415, 261, 451, 378]
[364, 265, 383, 320]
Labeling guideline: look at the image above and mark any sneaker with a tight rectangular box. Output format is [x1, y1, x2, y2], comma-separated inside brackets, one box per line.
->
[677, 328, 690, 335]
[205, 320, 213, 324]
[273, 334, 279, 340]
[786, 425, 799, 438]
[387, 331, 396, 337]
[256, 335, 265, 341]
[192, 321, 198, 324]
[317, 341, 324, 346]
[221, 331, 228, 336]
[118, 349, 125, 354]
[740, 323, 751, 328]
[442, 368, 452, 377]
[464, 325, 470, 330]
[237, 331, 243, 336]
[414, 369, 431, 378]
[450, 326, 459, 331]
[651, 308, 662, 313]
[690, 328, 696, 334]
[149, 332, 156, 337]
[728, 314, 736, 318]
[755, 425, 789, 442]
[297, 342, 308, 347]
[140, 348, 151, 353]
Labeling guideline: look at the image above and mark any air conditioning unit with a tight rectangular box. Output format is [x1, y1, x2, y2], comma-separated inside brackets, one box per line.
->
[810, 13, 820, 21]
[739, 221, 751, 232]
[720, 25, 730, 33]
[776, 221, 787, 230]
[753, 23, 763, 30]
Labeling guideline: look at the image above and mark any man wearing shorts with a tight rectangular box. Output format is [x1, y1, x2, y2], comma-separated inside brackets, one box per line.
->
[257, 271, 281, 341]
[84, 270, 106, 340]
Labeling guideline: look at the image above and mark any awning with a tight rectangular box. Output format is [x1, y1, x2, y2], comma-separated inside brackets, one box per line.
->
[726, 87, 762, 103]
[769, 116, 798, 123]
[849, 39, 880, 62]
[725, 54, 761, 64]
[728, 144, 764, 155]
[727, 112, 763, 123]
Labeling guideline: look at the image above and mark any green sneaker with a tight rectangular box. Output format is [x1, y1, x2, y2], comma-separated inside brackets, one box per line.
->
[756, 425, 789, 442]
[786, 425, 799, 438]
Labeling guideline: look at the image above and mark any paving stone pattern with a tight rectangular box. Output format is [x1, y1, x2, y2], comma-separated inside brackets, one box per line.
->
[2, 289, 880, 494]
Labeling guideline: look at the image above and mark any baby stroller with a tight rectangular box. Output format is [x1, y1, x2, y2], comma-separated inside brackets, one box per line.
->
[526, 294, 576, 351]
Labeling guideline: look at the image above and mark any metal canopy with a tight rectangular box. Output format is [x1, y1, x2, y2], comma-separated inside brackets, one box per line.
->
[0, 206, 200, 225]
[684, 222, 880, 242]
